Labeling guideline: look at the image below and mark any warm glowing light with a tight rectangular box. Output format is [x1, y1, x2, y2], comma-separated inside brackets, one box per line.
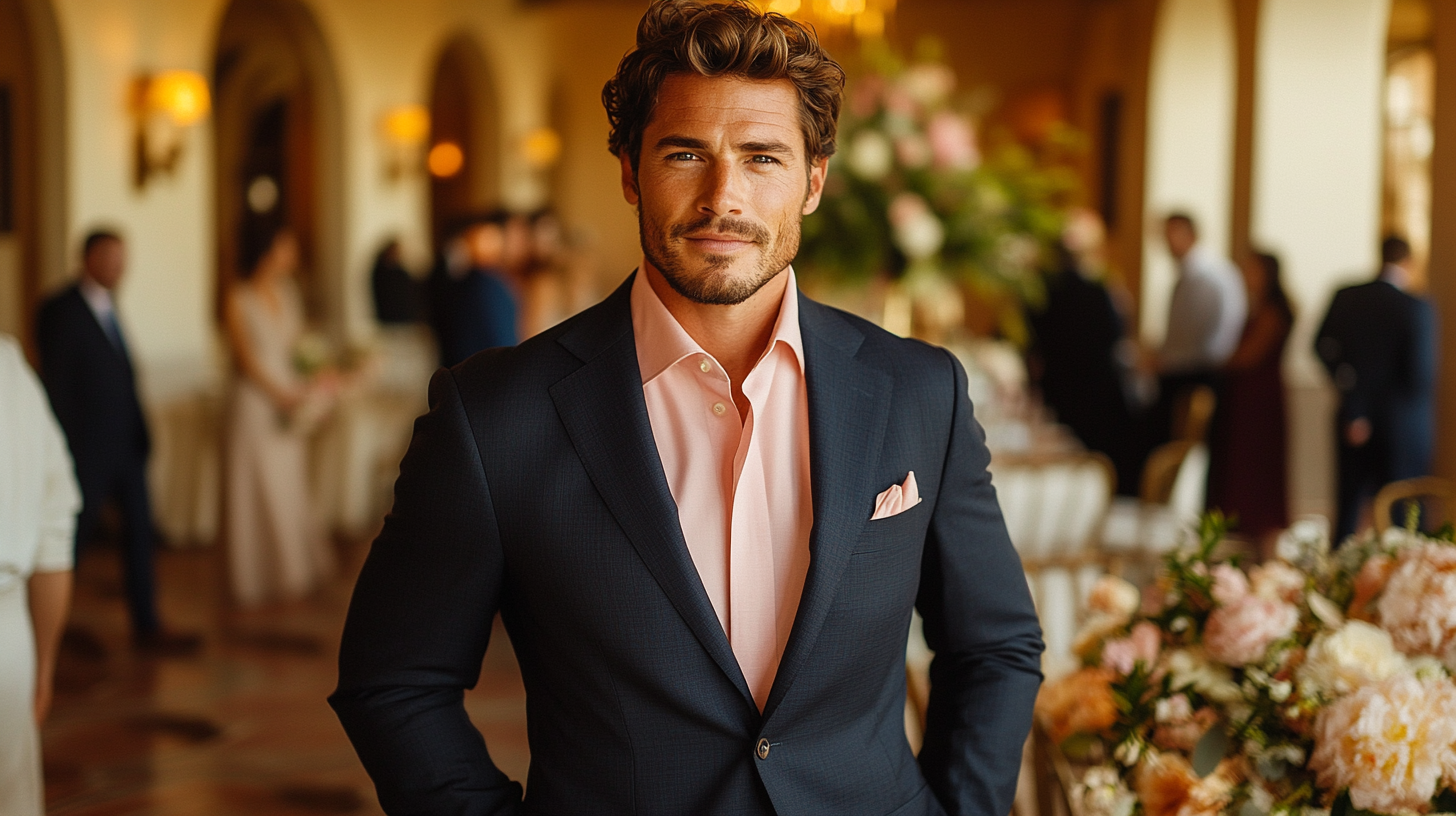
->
[767, 0, 801, 13]
[520, 127, 562, 169]
[428, 142, 465, 178]
[381, 105, 430, 147]
[760, 0, 892, 38]
[853, 8, 884, 37]
[146, 70, 211, 125]
[830, 0, 866, 14]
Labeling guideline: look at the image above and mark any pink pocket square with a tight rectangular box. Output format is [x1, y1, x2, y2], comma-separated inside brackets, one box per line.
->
[871, 471, 921, 520]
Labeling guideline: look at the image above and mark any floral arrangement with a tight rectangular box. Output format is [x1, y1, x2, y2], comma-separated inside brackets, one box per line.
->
[797, 43, 1079, 340]
[1037, 514, 1456, 816]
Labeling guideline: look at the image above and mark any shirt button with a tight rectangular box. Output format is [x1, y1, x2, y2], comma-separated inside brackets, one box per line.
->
[699, 358, 711, 373]
[712, 402, 727, 416]
[756, 738, 771, 760]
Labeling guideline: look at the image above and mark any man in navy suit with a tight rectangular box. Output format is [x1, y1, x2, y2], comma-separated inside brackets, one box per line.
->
[36, 230, 198, 654]
[331, 3, 1042, 814]
[1316, 235, 1439, 540]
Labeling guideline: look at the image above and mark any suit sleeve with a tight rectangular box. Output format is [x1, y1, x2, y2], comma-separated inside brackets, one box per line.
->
[35, 299, 84, 445]
[916, 349, 1045, 816]
[1404, 298, 1438, 397]
[330, 368, 521, 816]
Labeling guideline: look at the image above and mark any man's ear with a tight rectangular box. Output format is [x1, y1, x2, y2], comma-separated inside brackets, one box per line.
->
[621, 152, 640, 206]
[802, 156, 829, 216]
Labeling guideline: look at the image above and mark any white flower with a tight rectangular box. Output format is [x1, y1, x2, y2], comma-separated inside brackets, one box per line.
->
[1166, 648, 1242, 704]
[1307, 592, 1345, 630]
[1276, 516, 1330, 568]
[1113, 736, 1144, 767]
[1074, 766, 1137, 816]
[1251, 561, 1306, 602]
[888, 193, 944, 260]
[898, 64, 955, 107]
[846, 131, 893, 181]
[1297, 620, 1409, 699]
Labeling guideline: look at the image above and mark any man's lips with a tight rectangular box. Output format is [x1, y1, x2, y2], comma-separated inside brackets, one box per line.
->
[683, 234, 757, 252]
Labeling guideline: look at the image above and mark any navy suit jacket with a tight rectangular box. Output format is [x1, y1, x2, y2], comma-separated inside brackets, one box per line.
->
[331, 276, 1043, 816]
[1315, 278, 1438, 478]
[35, 284, 151, 489]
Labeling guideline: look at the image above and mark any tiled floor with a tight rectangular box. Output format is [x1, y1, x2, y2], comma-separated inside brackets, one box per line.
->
[42, 535, 529, 815]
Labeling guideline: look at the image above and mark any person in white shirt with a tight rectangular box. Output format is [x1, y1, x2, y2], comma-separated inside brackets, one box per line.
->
[0, 334, 80, 816]
[1158, 213, 1248, 376]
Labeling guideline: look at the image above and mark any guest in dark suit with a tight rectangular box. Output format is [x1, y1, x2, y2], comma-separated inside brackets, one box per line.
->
[36, 230, 198, 654]
[331, 3, 1043, 815]
[1316, 235, 1438, 540]
[431, 212, 520, 367]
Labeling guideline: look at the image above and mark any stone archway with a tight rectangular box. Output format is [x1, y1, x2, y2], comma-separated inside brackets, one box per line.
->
[1140, 0, 1238, 345]
[212, 0, 344, 335]
[427, 33, 501, 248]
[0, 0, 65, 356]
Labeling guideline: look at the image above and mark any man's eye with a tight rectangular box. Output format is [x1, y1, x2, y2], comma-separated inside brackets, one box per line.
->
[750, 155, 780, 164]
[668, 152, 699, 161]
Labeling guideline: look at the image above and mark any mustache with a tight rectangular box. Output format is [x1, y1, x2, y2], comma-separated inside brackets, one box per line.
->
[669, 215, 770, 245]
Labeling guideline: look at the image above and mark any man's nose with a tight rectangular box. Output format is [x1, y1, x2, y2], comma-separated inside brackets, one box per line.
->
[698, 161, 745, 217]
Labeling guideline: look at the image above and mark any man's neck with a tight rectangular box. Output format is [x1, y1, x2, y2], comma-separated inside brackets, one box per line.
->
[641, 260, 787, 388]
[78, 274, 113, 308]
[1380, 263, 1412, 291]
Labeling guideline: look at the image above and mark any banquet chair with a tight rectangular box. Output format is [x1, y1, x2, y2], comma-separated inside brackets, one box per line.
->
[1373, 476, 1455, 535]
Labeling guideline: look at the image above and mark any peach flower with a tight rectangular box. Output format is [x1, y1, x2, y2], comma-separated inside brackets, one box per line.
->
[1376, 544, 1456, 670]
[1134, 752, 1242, 816]
[1151, 693, 1219, 752]
[1309, 674, 1456, 814]
[1036, 667, 1120, 745]
[1088, 574, 1142, 621]
[1210, 564, 1250, 605]
[1349, 554, 1395, 621]
[1203, 595, 1299, 666]
[1102, 621, 1161, 676]
[1250, 560, 1306, 602]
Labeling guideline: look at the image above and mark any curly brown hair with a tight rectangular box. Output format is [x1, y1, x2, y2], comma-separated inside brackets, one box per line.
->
[603, 0, 845, 170]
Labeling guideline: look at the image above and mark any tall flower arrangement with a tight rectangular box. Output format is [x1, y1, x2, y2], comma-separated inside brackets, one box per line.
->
[798, 44, 1079, 339]
[1037, 516, 1456, 816]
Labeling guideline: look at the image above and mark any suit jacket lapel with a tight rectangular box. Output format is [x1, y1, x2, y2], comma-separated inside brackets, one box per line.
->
[763, 295, 894, 720]
[549, 278, 754, 707]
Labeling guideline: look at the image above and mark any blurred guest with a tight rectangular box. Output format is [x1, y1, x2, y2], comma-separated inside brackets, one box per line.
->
[1216, 251, 1292, 543]
[371, 238, 422, 324]
[1027, 210, 1139, 493]
[0, 334, 80, 816]
[434, 212, 519, 367]
[1316, 236, 1438, 540]
[222, 228, 336, 607]
[519, 209, 570, 337]
[427, 224, 471, 367]
[1144, 213, 1247, 503]
[36, 230, 198, 654]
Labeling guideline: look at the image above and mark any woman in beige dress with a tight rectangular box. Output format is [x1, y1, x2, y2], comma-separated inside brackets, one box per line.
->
[0, 334, 80, 815]
[222, 229, 335, 607]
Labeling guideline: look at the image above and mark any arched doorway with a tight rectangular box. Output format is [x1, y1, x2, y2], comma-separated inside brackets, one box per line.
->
[1141, 0, 1237, 345]
[0, 0, 64, 355]
[427, 34, 500, 248]
[212, 0, 343, 334]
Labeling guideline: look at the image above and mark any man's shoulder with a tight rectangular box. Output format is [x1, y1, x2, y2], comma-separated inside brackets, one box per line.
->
[38, 283, 83, 319]
[798, 294, 955, 380]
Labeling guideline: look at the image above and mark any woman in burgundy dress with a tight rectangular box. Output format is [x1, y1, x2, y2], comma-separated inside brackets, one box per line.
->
[1216, 251, 1293, 547]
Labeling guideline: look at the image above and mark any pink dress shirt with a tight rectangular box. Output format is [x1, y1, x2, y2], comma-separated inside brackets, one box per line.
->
[631, 267, 813, 710]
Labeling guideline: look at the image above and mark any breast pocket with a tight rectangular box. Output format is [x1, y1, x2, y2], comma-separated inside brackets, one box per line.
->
[853, 496, 931, 555]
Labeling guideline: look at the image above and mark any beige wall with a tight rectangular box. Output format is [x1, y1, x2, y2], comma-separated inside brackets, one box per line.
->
[46, 0, 553, 401]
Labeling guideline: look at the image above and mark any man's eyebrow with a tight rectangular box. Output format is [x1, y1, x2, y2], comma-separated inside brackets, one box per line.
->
[740, 140, 795, 156]
[654, 135, 710, 151]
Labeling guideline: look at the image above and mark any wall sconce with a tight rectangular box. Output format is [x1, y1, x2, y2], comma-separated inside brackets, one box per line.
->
[132, 70, 211, 189]
[519, 127, 562, 171]
[381, 105, 430, 182]
[428, 142, 464, 179]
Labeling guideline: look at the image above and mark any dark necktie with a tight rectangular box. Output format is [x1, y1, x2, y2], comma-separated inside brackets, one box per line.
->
[103, 310, 129, 360]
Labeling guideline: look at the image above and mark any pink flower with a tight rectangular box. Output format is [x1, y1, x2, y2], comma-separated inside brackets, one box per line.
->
[1350, 554, 1394, 620]
[1102, 621, 1162, 675]
[1202, 596, 1298, 666]
[1151, 693, 1219, 752]
[1250, 561, 1305, 602]
[894, 135, 931, 169]
[1210, 564, 1249, 606]
[849, 75, 886, 119]
[927, 111, 979, 171]
[1309, 674, 1456, 814]
[1376, 543, 1456, 670]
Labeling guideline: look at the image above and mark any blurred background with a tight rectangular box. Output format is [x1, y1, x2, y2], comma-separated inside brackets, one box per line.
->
[3, 0, 1454, 813]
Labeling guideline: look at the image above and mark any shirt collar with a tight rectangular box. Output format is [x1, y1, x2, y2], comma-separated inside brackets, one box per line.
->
[630, 261, 805, 385]
[78, 275, 115, 316]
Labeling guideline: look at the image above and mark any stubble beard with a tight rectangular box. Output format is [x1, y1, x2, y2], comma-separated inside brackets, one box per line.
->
[638, 198, 804, 307]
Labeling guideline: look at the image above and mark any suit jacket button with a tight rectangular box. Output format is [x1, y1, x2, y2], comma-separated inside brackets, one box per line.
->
[756, 738, 771, 760]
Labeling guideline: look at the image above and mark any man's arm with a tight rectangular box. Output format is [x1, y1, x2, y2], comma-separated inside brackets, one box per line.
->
[35, 299, 84, 440]
[330, 367, 521, 816]
[1158, 274, 1222, 372]
[916, 349, 1045, 816]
